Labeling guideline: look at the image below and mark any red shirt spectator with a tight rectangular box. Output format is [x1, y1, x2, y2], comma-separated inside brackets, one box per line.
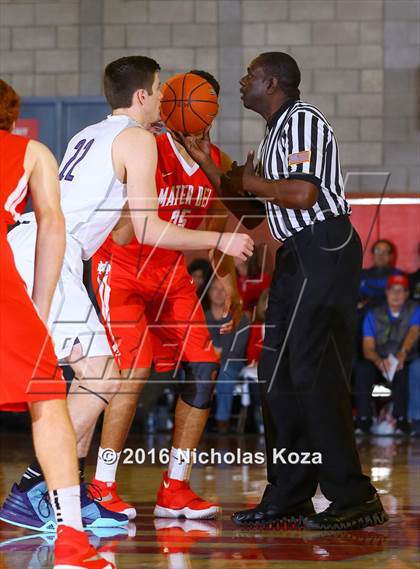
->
[245, 288, 269, 366]
[236, 245, 272, 311]
[238, 272, 272, 311]
[247, 323, 265, 365]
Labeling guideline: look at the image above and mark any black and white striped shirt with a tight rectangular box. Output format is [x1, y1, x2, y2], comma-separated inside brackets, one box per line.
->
[256, 98, 351, 242]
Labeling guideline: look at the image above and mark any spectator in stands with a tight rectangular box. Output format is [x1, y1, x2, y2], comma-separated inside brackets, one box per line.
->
[408, 357, 420, 436]
[246, 289, 269, 367]
[188, 258, 212, 304]
[235, 244, 271, 313]
[359, 239, 403, 309]
[407, 243, 420, 436]
[206, 279, 250, 433]
[354, 274, 420, 435]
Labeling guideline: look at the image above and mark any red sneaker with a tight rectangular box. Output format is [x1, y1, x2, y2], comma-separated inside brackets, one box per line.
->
[154, 472, 220, 520]
[91, 479, 137, 520]
[53, 525, 115, 569]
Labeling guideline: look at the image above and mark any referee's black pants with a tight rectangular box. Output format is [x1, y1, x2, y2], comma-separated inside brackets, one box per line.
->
[258, 215, 376, 508]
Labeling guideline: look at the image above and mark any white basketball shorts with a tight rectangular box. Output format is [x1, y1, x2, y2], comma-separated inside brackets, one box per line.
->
[8, 220, 112, 361]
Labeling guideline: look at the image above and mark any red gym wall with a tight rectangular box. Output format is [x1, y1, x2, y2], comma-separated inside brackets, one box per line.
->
[349, 194, 420, 273]
[185, 194, 420, 275]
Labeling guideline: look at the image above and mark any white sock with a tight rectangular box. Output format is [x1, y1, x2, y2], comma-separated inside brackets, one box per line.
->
[168, 447, 192, 482]
[100, 551, 116, 565]
[49, 485, 83, 531]
[95, 446, 121, 483]
[168, 552, 188, 569]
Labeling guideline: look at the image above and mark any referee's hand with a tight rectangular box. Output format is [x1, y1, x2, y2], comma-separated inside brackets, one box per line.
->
[224, 151, 256, 195]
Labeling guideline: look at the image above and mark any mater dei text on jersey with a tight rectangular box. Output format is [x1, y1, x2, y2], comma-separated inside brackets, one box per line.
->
[158, 184, 212, 209]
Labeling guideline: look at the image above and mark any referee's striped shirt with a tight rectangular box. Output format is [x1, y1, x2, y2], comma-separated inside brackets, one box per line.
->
[256, 98, 351, 242]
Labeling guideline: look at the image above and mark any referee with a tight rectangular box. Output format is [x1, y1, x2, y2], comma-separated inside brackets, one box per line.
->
[179, 52, 388, 530]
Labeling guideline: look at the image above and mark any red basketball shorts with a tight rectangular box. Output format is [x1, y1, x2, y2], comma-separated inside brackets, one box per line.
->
[92, 252, 219, 373]
[0, 233, 65, 412]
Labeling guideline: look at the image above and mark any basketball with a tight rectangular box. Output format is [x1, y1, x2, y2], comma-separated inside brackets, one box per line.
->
[160, 73, 219, 135]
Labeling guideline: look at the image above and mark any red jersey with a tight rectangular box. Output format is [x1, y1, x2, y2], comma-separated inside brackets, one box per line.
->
[0, 130, 64, 411]
[0, 131, 29, 225]
[99, 132, 222, 270]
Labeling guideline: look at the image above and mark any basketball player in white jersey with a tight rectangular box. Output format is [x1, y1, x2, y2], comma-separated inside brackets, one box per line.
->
[1, 56, 254, 532]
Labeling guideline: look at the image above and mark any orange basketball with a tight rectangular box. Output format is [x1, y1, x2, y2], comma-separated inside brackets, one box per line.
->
[160, 73, 219, 135]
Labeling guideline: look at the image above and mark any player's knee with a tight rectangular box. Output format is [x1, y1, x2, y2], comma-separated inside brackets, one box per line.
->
[179, 362, 220, 410]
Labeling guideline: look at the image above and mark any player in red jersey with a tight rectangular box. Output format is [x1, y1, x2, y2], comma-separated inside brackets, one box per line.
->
[90, 71, 242, 519]
[0, 80, 114, 569]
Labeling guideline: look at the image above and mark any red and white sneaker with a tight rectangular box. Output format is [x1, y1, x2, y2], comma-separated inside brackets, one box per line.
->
[154, 472, 220, 520]
[53, 525, 115, 569]
[91, 478, 137, 520]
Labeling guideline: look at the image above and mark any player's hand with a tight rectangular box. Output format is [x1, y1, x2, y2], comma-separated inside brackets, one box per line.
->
[218, 232, 254, 261]
[220, 292, 243, 335]
[173, 126, 211, 165]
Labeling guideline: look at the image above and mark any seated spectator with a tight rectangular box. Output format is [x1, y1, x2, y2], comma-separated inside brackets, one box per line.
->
[246, 289, 269, 367]
[205, 279, 250, 434]
[354, 274, 420, 435]
[408, 357, 420, 436]
[188, 258, 212, 308]
[235, 244, 271, 313]
[359, 239, 403, 309]
[407, 244, 420, 435]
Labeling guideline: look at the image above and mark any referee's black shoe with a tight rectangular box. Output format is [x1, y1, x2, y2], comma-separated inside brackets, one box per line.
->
[303, 494, 388, 531]
[232, 499, 315, 528]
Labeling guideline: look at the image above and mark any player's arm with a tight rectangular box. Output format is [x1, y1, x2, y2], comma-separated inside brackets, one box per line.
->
[112, 202, 134, 246]
[206, 166, 243, 333]
[175, 130, 265, 230]
[113, 127, 254, 260]
[25, 140, 65, 323]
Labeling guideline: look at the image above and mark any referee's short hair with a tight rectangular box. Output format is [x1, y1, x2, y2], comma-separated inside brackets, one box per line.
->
[258, 52, 301, 98]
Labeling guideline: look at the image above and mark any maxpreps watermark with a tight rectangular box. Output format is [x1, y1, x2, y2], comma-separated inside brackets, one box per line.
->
[109, 448, 322, 466]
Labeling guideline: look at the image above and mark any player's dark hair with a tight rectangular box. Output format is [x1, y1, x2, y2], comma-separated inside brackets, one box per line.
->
[371, 239, 396, 255]
[189, 70, 220, 96]
[258, 52, 301, 99]
[104, 56, 161, 110]
[0, 80, 20, 131]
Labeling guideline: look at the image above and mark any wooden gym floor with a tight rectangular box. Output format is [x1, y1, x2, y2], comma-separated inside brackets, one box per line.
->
[0, 432, 419, 569]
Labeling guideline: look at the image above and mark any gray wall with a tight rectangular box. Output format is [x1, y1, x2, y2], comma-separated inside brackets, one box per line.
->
[0, 0, 419, 192]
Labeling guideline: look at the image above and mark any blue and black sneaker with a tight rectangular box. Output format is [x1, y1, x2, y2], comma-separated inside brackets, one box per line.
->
[0, 482, 57, 532]
[0, 481, 128, 532]
[80, 482, 129, 528]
